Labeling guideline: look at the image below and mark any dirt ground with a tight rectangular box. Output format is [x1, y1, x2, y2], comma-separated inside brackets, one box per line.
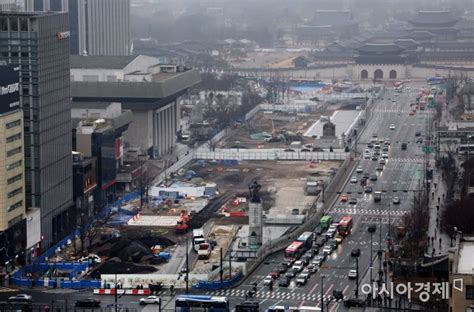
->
[188, 160, 340, 214]
[218, 110, 335, 149]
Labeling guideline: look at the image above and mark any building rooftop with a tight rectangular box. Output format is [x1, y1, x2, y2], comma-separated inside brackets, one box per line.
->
[357, 43, 404, 54]
[70, 55, 137, 70]
[457, 240, 474, 274]
[409, 10, 459, 26]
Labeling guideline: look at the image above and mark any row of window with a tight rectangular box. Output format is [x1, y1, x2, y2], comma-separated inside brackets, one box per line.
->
[6, 119, 21, 129]
[7, 200, 23, 213]
[7, 187, 22, 199]
[7, 146, 21, 157]
[7, 160, 22, 171]
[6, 133, 21, 143]
[7, 173, 22, 185]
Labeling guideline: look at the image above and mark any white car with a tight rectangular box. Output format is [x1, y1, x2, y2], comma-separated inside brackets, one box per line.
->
[263, 275, 273, 286]
[8, 294, 32, 303]
[356, 167, 363, 173]
[322, 245, 333, 255]
[139, 296, 161, 305]
[350, 177, 357, 183]
[389, 124, 396, 130]
[379, 159, 386, 165]
[392, 197, 401, 204]
[364, 152, 371, 159]
[292, 261, 305, 272]
[381, 152, 389, 159]
[348, 269, 358, 279]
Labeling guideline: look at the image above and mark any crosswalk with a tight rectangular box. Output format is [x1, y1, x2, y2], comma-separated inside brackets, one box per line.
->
[360, 216, 403, 225]
[332, 207, 409, 216]
[205, 288, 342, 303]
[388, 157, 425, 163]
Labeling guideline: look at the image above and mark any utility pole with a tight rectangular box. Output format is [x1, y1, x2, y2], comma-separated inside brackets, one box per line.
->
[355, 257, 360, 298]
[229, 252, 232, 279]
[114, 273, 118, 312]
[320, 275, 325, 312]
[185, 235, 189, 294]
[220, 248, 223, 284]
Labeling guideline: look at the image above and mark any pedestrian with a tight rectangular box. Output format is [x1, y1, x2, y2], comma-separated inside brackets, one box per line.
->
[436, 217, 439, 226]
[439, 237, 442, 248]
[434, 229, 437, 239]
[436, 205, 440, 213]
[438, 196, 440, 204]
[434, 182, 437, 188]
[442, 193, 445, 201]
[432, 192, 435, 198]
[432, 248, 435, 257]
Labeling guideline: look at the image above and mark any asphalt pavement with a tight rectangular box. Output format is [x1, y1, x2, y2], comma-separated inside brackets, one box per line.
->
[211, 83, 433, 311]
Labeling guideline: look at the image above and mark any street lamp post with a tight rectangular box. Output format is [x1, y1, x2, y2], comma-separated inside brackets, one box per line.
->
[185, 235, 189, 294]
[321, 275, 325, 312]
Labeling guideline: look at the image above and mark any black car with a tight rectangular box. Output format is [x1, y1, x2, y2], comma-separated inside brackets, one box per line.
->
[333, 290, 344, 300]
[279, 277, 290, 287]
[313, 226, 323, 236]
[284, 148, 295, 152]
[328, 239, 338, 250]
[363, 173, 369, 179]
[416, 137, 423, 144]
[370, 175, 378, 181]
[364, 186, 373, 193]
[276, 265, 287, 274]
[348, 197, 357, 205]
[75, 299, 101, 308]
[415, 131, 421, 137]
[301, 148, 311, 152]
[368, 224, 376, 233]
[351, 248, 361, 257]
[343, 298, 365, 307]
[282, 260, 294, 268]
[285, 268, 297, 279]
[300, 255, 311, 265]
[315, 237, 327, 247]
[312, 147, 324, 152]
[367, 143, 374, 148]
[307, 247, 318, 257]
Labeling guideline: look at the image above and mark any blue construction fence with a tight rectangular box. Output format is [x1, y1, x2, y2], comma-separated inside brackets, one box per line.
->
[192, 272, 244, 291]
[12, 192, 141, 288]
[12, 262, 101, 288]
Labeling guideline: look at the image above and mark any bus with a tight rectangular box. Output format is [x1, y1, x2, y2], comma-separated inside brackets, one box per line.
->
[320, 215, 332, 230]
[175, 295, 229, 312]
[338, 216, 353, 236]
[296, 232, 314, 250]
[427, 77, 445, 85]
[284, 241, 305, 259]
[458, 144, 474, 155]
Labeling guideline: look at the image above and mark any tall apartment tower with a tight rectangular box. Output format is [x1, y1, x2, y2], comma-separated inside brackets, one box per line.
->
[0, 12, 73, 248]
[25, 0, 131, 56]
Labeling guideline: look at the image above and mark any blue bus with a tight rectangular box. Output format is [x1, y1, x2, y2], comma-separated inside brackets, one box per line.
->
[175, 295, 230, 311]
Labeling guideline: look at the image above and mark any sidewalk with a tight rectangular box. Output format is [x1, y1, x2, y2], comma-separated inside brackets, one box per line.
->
[425, 169, 451, 257]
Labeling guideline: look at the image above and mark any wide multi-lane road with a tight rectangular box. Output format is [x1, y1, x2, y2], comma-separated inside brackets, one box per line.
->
[213, 83, 433, 311]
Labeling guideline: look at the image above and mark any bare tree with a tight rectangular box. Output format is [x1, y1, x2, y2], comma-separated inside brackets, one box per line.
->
[398, 193, 429, 259]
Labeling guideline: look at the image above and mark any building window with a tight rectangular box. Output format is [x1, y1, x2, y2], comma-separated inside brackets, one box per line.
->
[7, 200, 23, 212]
[6, 133, 21, 143]
[7, 174, 22, 185]
[6, 120, 21, 129]
[7, 146, 22, 157]
[466, 285, 474, 300]
[7, 160, 22, 171]
[7, 187, 22, 199]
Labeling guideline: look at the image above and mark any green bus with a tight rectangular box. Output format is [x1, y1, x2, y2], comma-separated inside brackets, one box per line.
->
[320, 215, 332, 230]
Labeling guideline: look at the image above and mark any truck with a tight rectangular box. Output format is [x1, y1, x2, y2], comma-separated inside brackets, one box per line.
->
[197, 243, 211, 259]
[192, 229, 205, 252]
[374, 191, 382, 202]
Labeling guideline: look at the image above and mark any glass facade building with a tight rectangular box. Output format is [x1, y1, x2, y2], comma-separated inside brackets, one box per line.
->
[0, 12, 73, 248]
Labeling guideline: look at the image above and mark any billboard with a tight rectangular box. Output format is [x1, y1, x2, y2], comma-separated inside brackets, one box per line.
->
[0, 65, 20, 115]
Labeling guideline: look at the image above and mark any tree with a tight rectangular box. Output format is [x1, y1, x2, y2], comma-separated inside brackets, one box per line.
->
[77, 210, 114, 254]
[442, 197, 474, 236]
[136, 162, 155, 209]
[398, 192, 429, 258]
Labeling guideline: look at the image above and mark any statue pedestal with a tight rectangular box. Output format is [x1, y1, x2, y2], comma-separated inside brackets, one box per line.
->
[248, 201, 263, 248]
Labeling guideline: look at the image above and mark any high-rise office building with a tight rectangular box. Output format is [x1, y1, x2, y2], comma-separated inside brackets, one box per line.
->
[0, 64, 26, 267]
[0, 12, 73, 248]
[25, 0, 131, 56]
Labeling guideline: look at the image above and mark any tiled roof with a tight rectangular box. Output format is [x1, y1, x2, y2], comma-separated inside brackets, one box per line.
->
[409, 10, 459, 26]
[356, 43, 404, 54]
